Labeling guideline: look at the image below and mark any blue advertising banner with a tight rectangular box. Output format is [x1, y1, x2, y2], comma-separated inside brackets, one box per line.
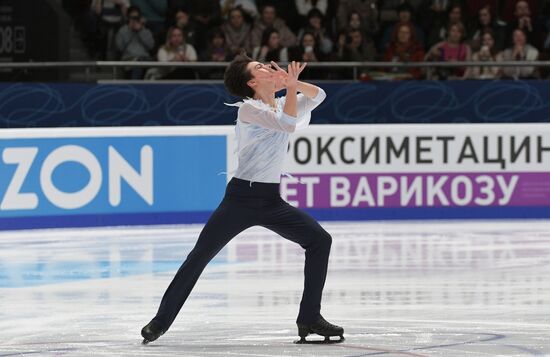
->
[0, 130, 227, 229]
[1, 81, 550, 128]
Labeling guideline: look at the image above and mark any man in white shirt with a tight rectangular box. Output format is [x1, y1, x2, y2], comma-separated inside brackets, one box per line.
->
[141, 56, 344, 345]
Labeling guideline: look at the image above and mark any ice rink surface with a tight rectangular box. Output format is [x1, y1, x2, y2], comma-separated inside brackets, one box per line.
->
[1, 220, 549, 357]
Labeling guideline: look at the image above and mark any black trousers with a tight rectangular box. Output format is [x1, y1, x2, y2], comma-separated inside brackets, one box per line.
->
[153, 177, 332, 330]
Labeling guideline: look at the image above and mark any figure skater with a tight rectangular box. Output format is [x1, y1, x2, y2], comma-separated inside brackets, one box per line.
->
[141, 55, 344, 344]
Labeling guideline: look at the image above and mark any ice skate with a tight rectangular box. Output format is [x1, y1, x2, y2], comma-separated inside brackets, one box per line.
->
[141, 320, 165, 344]
[295, 316, 345, 344]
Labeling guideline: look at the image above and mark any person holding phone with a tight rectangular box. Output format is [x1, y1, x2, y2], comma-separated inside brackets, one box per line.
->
[115, 6, 155, 62]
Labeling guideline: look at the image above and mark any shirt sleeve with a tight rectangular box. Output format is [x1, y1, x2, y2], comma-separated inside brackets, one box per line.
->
[238, 102, 297, 133]
[237, 87, 326, 133]
[296, 87, 326, 118]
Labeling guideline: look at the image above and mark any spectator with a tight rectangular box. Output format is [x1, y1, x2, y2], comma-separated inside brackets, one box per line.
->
[173, 8, 197, 47]
[418, 0, 448, 34]
[380, 3, 425, 51]
[506, 0, 538, 48]
[501, 0, 538, 24]
[541, 2, 550, 78]
[172, 0, 221, 18]
[222, 7, 253, 58]
[426, 22, 471, 79]
[468, 5, 506, 52]
[148, 26, 197, 79]
[296, 0, 328, 18]
[167, 0, 186, 19]
[346, 11, 363, 32]
[499, 28, 539, 79]
[378, 0, 424, 23]
[336, 0, 379, 35]
[115, 6, 155, 60]
[384, 22, 425, 79]
[129, 0, 167, 41]
[465, 29, 501, 79]
[63, 0, 98, 58]
[200, 29, 229, 61]
[250, 5, 297, 49]
[289, 31, 323, 62]
[297, 8, 333, 56]
[464, 0, 498, 19]
[185, 0, 223, 54]
[221, 0, 258, 19]
[337, 28, 377, 61]
[199, 29, 229, 78]
[543, 2, 550, 61]
[342, 11, 381, 56]
[426, 3, 464, 48]
[91, 0, 129, 60]
[335, 28, 376, 79]
[251, 27, 289, 62]
[115, 6, 155, 78]
[256, 0, 300, 32]
[157, 26, 197, 63]
[288, 31, 325, 78]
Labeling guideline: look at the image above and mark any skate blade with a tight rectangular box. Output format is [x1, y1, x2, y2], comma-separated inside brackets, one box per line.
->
[294, 335, 345, 344]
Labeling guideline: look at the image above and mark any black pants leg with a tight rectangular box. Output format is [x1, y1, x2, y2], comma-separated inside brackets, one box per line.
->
[152, 178, 331, 331]
[153, 197, 257, 329]
[261, 200, 332, 325]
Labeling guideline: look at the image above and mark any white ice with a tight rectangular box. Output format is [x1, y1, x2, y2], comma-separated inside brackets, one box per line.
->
[1, 220, 549, 356]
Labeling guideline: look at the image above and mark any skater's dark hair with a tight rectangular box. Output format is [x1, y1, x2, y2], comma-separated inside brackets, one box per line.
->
[224, 53, 255, 98]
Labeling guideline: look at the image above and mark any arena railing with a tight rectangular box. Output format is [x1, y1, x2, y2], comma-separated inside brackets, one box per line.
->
[0, 61, 546, 81]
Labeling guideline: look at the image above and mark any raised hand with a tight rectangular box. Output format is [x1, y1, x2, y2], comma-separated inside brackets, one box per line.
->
[270, 61, 307, 89]
[267, 61, 287, 90]
[286, 61, 305, 88]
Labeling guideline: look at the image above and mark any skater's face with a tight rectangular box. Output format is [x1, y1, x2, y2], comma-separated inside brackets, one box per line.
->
[246, 61, 278, 94]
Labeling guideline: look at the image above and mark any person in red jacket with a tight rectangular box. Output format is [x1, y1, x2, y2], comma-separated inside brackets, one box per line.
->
[384, 22, 425, 79]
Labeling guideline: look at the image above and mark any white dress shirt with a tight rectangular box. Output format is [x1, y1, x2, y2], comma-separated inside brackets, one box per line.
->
[227, 88, 326, 183]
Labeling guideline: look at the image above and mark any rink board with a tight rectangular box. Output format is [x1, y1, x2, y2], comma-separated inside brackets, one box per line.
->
[0, 124, 549, 229]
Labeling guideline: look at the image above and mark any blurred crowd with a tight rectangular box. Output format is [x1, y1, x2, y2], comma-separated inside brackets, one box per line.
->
[62, 0, 550, 80]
